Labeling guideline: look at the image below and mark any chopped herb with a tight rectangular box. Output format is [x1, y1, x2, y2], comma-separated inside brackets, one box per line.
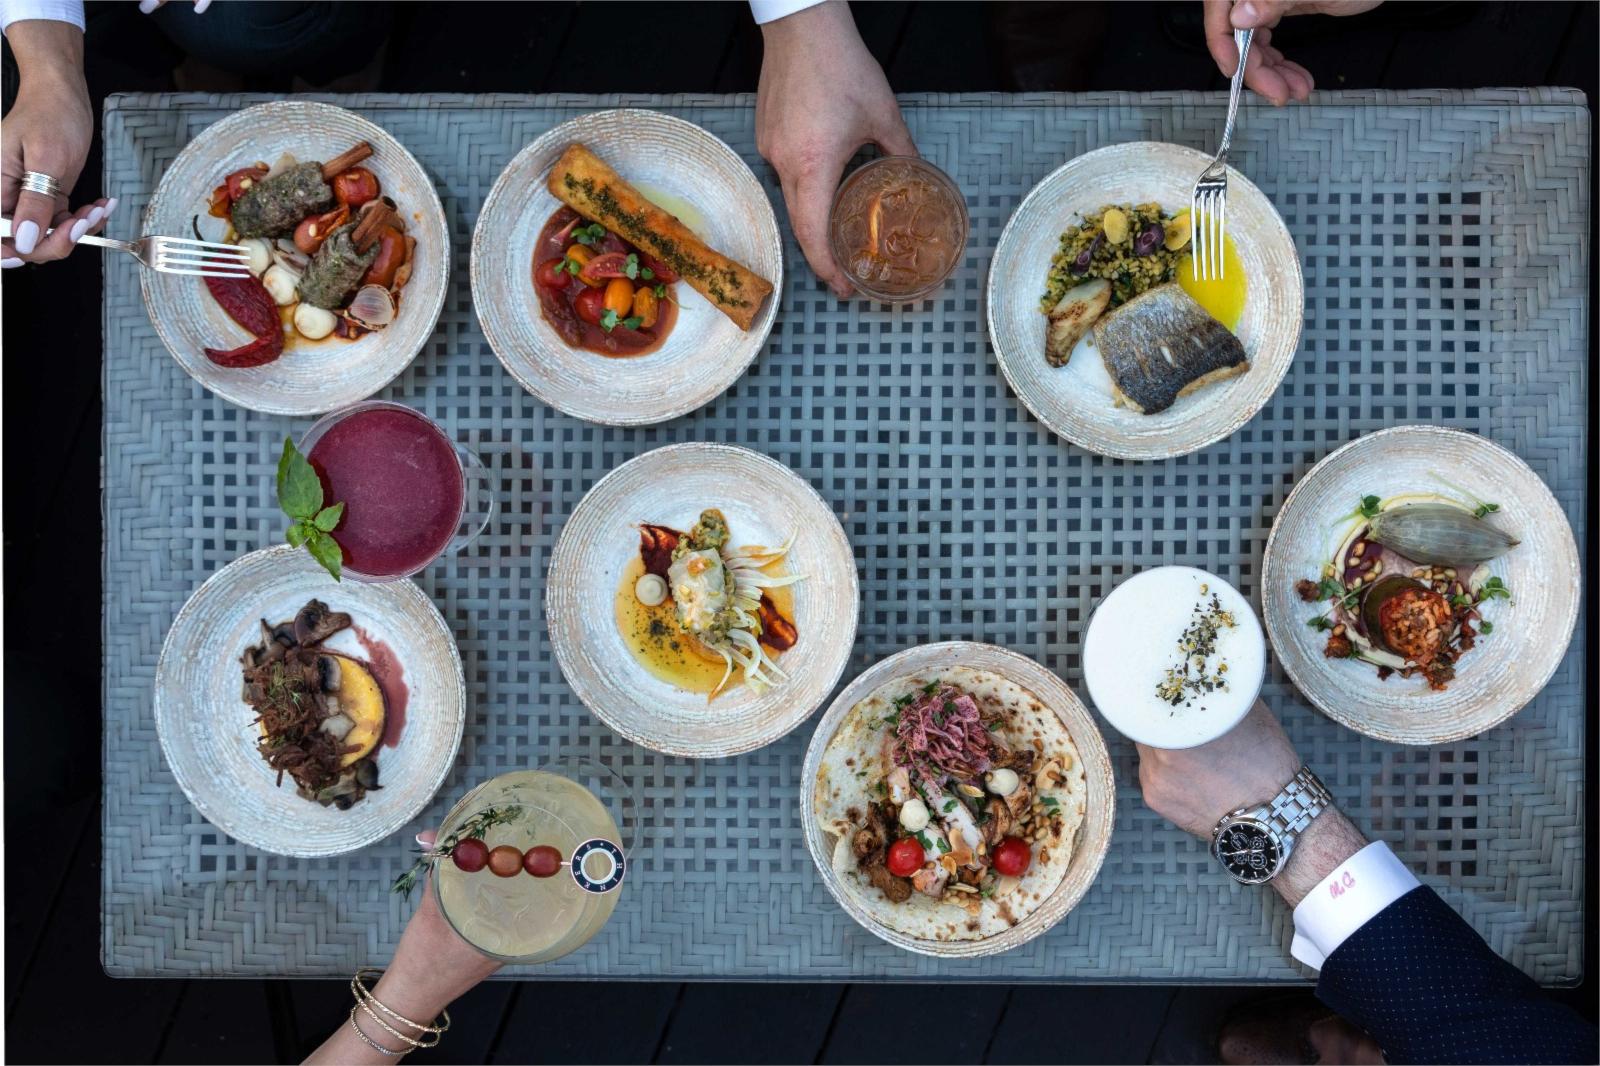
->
[893, 694, 915, 709]
[922, 680, 941, 695]
[1358, 495, 1383, 519]
[979, 880, 997, 899]
[1479, 620, 1494, 635]
[1473, 501, 1501, 519]
[942, 799, 956, 813]
[883, 710, 900, 728]
[1041, 796, 1060, 809]
[874, 780, 887, 797]
[935, 836, 951, 854]
[914, 831, 932, 851]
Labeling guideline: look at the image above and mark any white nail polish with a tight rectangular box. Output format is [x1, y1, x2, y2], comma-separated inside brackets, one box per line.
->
[12, 220, 39, 254]
[2, 257, 22, 269]
[86, 207, 106, 228]
[69, 218, 91, 243]
[138, 0, 159, 13]
[105, 197, 120, 215]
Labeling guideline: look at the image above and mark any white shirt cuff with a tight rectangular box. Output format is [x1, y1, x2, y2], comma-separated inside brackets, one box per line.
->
[0, 0, 84, 32]
[748, 0, 826, 25]
[1290, 840, 1420, 972]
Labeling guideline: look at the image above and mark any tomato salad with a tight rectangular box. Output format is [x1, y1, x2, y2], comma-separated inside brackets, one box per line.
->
[533, 205, 680, 357]
[200, 141, 417, 369]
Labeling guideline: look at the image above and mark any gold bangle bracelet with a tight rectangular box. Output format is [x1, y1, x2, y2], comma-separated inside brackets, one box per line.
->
[351, 968, 451, 1035]
[347, 1006, 406, 1058]
[355, 998, 439, 1051]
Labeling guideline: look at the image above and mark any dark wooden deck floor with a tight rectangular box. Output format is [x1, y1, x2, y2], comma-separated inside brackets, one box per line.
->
[4, 2, 1595, 1062]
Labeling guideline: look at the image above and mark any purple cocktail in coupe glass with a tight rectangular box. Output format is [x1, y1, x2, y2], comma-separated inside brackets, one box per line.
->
[300, 401, 490, 581]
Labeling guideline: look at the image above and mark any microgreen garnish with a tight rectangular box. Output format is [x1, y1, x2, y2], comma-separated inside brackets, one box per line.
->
[641, 266, 655, 281]
[1307, 615, 1333, 631]
[1358, 495, 1383, 520]
[1450, 593, 1473, 608]
[277, 437, 344, 581]
[1473, 501, 1500, 519]
[653, 282, 667, 298]
[1479, 576, 1511, 602]
[572, 223, 606, 246]
[390, 805, 523, 899]
[1479, 620, 1494, 635]
[561, 256, 584, 276]
[624, 253, 640, 280]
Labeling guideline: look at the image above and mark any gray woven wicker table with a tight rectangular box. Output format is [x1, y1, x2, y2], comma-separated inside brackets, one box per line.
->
[102, 90, 1589, 981]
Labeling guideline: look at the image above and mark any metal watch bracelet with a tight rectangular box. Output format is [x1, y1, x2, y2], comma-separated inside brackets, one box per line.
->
[1265, 766, 1332, 839]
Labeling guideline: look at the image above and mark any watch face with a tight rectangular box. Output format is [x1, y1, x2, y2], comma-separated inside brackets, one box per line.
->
[1214, 819, 1282, 884]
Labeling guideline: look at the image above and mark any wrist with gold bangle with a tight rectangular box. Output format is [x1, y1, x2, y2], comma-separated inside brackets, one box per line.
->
[347, 967, 451, 1056]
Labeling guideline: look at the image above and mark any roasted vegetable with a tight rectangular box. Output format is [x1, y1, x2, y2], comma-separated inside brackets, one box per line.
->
[295, 222, 378, 309]
[1366, 503, 1519, 566]
[1361, 575, 1453, 662]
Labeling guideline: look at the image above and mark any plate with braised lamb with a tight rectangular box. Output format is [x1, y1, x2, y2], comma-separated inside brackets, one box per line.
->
[471, 109, 781, 426]
[142, 100, 449, 415]
[153, 545, 466, 856]
[1262, 425, 1580, 746]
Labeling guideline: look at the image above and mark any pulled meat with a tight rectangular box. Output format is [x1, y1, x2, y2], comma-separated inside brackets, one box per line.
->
[854, 803, 911, 903]
[982, 796, 1014, 849]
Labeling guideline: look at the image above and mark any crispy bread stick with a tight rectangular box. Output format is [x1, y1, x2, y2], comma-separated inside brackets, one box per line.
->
[547, 143, 774, 331]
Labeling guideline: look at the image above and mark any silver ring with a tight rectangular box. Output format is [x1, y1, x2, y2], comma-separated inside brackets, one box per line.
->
[19, 171, 64, 199]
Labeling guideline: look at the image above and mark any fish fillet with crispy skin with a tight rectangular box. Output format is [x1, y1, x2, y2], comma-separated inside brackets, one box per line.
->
[547, 143, 775, 330]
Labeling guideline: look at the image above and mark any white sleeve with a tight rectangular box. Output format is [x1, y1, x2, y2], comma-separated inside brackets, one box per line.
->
[0, 0, 84, 32]
[1290, 840, 1421, 972]
[748, 0, 826, 25]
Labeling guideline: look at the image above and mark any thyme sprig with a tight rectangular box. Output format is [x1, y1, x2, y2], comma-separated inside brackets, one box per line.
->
[390, 805, 523, 899]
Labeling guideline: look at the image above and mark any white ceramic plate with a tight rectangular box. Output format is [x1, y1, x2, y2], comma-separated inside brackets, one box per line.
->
[142, 101, 450, 416]
[800, 642, 1116, 957]
[987, 141, 1303, 460]
[546, 443, 857, 757]
[154, 545, 466, 856]
[1262, 426, 1581, 745]
[471, 109, 782, 426]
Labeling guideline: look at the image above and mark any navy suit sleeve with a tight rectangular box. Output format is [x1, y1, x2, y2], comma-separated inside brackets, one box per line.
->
[1316, 886, 1596, 1064]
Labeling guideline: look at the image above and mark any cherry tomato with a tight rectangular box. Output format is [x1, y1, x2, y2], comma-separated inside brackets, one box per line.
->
[523, 845, 563, 878]
[565, 245, 600, 287]
[292, 205, 350, 255]
[603, 278, 635, 316]
[332, 166, 381, 207]
[573, 285, 607, 326]
[225, 165, 268, 202]
[487, 844, 524, 878]
[992, 836, 1032, 877]
[450, 838, 489, 873]
[638, 254, 678, 283]
[361, 227, 407, 288]
[886, 837, 925, 878]
[631, 285, 660, 329]
[535, 257, 571, 290]
[580, 252, 632, 281]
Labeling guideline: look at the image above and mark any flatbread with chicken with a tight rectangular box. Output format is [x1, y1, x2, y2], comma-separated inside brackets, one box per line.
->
[813, 666, 1087, 942]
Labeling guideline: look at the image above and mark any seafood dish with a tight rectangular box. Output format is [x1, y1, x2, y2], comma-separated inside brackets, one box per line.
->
[532, 204, 682, 357]
[241, 598, 397, 810]
[1094, 283, 1248, 414]
[201, 141, 418, 367]
[1037, 201, 1249, 415]
[813, 668, 1087, 942]
[546, 143, 774, 331]
[1296, 492, 1519, 691]
[615, 507, 801, 699]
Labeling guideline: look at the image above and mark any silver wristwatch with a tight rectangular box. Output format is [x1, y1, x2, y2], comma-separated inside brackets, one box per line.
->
[1210, 766, 1332, 885]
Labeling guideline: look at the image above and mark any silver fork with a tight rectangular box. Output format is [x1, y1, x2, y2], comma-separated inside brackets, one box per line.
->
[1, 217, 252, 278]
[1191, 27, 1253, 282]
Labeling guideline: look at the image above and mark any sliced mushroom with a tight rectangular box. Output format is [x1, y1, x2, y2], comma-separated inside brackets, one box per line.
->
[294, 599, 353, 645]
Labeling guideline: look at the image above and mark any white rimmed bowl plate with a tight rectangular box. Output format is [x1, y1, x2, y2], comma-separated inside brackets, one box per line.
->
[547, 443, 857, 757]
[801, 642, 1115, 957]
[154, 545, 467, 856]
[471, 109, 782, 426]
[1262, 426, 1580, 745]
[987, 141, 1302, 460]
[142, 100, 450, 416]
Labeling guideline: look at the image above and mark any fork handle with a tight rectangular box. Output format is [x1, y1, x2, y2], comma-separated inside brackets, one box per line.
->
[0, 216, 132, 252]
[1218, 27, 1253, 159]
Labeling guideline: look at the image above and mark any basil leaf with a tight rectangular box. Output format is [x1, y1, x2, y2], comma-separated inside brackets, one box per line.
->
[277, 437, 323, 519]
[285, 519, 312, 548]
[305, 531, 344, 582]
[313, 502, 345, 532]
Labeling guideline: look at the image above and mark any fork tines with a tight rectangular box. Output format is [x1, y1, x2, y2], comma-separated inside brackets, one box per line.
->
[156, 237, 254, 278]
[1189, 183, 1226, 283]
